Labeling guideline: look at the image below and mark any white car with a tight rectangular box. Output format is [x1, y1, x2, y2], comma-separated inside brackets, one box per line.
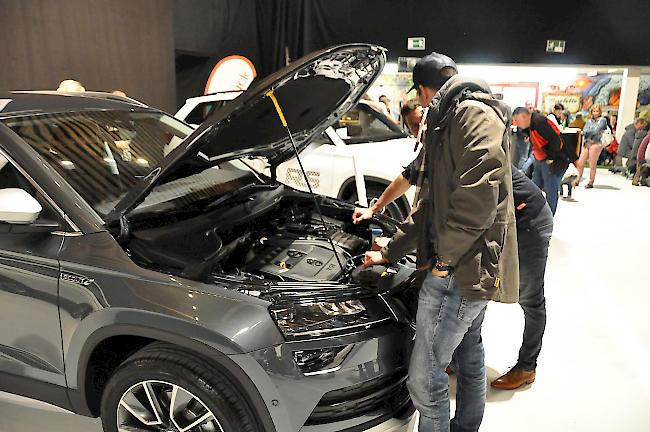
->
[176, 92, 419, 219]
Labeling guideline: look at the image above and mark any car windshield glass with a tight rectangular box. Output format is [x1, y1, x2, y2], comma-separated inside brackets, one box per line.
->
[3, 110, 193, 218]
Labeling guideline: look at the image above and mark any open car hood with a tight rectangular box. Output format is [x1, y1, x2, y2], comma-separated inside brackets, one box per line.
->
[108, 44, 385, 222]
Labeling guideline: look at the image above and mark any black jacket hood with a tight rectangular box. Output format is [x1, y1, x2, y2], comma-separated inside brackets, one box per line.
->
[108, 44, 385, 222]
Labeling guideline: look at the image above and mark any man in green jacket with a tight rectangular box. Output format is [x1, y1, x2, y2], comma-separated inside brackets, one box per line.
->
[403, 53, 519, 432]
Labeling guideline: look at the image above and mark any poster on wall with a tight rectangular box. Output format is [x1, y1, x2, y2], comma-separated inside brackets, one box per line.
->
[205, 55, 257, 95]
[543, 94, 582, 113]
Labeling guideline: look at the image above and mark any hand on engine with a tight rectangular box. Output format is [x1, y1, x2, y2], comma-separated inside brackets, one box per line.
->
[352, 207, 375, 224]
[363, 251, 388, 268]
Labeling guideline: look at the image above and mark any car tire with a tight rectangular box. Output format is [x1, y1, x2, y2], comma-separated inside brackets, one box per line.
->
[348, 185, 408, 221]
[100, 342, 261, 432]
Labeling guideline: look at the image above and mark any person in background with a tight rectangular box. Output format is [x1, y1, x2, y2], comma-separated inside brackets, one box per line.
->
[548, 103, 564, 127]
[379, 95, 394, 118]
[57, 79, 85, 92]
[575, 104, 608, 188]
[627, 120, 650, 178]
[610, 113, 618, 132]
[600, 115, 616, 165]
[632, 129, 650, 186]
[400, 100, 423, 137]
[604, 114, 619, 165]
[615, 118, 648, 171]
[569, 113, 586, 129]
[361, 93, 388, 116]
[512, 107, 569, 214]
[642, 138, 650, 185]
[112, 90, 127, 97]
[511, 125, 533, 175]
[561, 110, 571, 128]
[490, 169, 552, 390]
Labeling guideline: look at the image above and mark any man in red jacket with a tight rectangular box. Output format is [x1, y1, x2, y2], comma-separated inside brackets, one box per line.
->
[512, 107, 569, 215]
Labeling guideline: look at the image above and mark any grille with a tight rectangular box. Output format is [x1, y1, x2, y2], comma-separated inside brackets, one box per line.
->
[305, 369, 410, 425]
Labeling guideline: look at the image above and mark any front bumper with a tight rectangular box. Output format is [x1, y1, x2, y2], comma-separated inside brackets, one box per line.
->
[229, 323, 414, 432]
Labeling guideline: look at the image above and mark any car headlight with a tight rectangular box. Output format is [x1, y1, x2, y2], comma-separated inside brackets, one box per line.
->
[269, 298, 391, 340]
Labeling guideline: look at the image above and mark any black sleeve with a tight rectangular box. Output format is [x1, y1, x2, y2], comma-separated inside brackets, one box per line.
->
[535, 117, 564, 160]
[401, 148, 424, 185]
[511, 168, 527, 208]
[401, 159, 418, 185]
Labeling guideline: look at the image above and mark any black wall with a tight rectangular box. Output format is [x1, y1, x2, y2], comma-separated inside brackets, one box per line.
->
[1, 1, 647, 112]
[0, 0, 176, 111]
[255, 0, 650, 72]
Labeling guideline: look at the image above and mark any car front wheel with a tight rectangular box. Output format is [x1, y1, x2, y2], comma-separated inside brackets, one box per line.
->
[100, 343, 261, 432]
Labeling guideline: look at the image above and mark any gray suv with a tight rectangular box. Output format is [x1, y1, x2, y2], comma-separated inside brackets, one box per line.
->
[0, 45, 417, 432]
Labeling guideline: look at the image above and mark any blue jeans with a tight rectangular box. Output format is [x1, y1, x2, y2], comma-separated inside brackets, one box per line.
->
[515, 205, 553, 370]
[532, 159, 564, 215]
[408, 272, 489, 432]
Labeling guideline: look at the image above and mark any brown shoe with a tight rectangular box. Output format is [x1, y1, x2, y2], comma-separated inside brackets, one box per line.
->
[490, 369, 536, 390]
[445, 367, 454, 375]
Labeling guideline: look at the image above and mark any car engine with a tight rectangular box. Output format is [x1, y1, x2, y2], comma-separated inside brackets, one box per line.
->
[125, 193, 378, 284]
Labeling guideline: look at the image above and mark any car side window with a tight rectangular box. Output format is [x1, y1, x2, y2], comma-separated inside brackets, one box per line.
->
[186, 101, 229, 125]
[334, 104, 405, 144]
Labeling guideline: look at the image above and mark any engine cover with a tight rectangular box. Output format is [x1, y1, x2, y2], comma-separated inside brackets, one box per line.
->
[246, 235, 347, 281]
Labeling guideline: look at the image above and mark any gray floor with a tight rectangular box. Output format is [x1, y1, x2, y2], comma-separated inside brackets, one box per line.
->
[1, 169, 649, 432]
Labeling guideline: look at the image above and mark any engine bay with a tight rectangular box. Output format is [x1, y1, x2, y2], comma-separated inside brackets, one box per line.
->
[125, 190, 393, 286]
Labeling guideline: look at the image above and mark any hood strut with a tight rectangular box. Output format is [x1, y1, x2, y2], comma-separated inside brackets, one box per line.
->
[266, 90, 345, 274]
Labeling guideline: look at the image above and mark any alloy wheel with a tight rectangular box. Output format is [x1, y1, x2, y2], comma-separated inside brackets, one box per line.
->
[117, 380, 224, 432]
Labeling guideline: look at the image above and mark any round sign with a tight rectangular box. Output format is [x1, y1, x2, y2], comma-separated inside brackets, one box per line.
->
[205, 55, 257, 95]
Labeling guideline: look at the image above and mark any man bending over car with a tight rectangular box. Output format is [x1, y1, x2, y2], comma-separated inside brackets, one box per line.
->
[358, 52, 519, 432]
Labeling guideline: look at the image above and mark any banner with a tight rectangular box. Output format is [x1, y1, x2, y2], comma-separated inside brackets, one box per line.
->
[543, 94, 582, 113]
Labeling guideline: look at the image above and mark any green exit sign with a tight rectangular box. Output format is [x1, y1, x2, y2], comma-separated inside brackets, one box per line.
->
[408, 37, 426, 51]
[546, 40, 566, 53]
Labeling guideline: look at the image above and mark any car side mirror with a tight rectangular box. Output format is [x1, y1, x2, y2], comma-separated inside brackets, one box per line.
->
[0, 188, 42, 224]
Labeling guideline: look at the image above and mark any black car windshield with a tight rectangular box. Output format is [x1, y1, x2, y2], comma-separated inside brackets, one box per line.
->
[3, 110, 264, 219]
